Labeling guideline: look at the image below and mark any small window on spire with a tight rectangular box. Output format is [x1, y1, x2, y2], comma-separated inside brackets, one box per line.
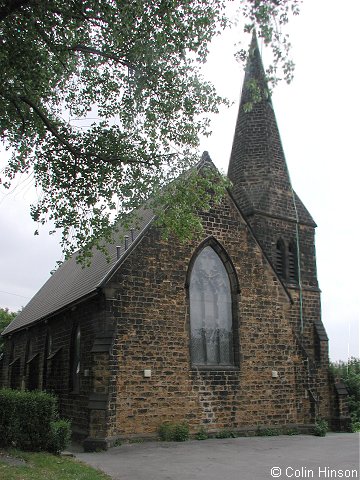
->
[276, 239, 286, 278]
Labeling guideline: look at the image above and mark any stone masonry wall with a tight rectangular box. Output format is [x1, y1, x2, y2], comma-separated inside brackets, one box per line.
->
[248, 214, 318, 289]
[289, 289, 332, 424]
[1, 296, 107, 439]
[0, 191, 335, 443]
[104, 192, 311, 438]
[245, 212, 332, 424]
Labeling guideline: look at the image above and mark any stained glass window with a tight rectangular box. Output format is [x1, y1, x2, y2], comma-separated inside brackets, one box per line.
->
[189, 246, 234, 366]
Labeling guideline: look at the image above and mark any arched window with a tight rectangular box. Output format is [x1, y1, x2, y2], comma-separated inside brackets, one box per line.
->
[9, 339, 21, 390]
[288, 241, 298, 282]
[24, 334, 39, 391]
[24, 336, 33, 366]
[189, 245, 235, 366]
[42, 329, 52, 389]
[70, 324, 81, 393]
[275, 239, 286, 278]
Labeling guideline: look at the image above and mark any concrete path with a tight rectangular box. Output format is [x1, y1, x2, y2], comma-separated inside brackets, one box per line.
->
[75, 433, 359, 480]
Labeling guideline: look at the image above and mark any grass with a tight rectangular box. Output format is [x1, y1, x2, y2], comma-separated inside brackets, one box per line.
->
[0, 449, 111, 480]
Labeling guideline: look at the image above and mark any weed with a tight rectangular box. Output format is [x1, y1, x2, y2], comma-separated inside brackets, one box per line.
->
[351, 421, 360, 432]
[195, 426, 208, 440]
[283, 427, 300, 436]
[313, 418, 328, 437]
[128, 438, 144, 444]
[158, 422, 189, 442]
[256, 427, 279, 437]
[215, 429, 236, 439]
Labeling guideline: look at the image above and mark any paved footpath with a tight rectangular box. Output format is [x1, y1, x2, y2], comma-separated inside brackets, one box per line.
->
[75, 433, 359, 480]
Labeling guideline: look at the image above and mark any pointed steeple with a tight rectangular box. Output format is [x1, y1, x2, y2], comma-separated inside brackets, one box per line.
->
[228, 31, 315, 226]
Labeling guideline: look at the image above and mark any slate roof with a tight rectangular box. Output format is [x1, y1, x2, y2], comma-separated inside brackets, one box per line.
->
[2, 153, 217, 337]
[314, 318, 329, 341]
[335, 381, 349, 396]
[2, 206, 155, 336]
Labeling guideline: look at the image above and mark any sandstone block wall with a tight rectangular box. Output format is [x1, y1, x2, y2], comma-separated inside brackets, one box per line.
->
[104, 194, 315, 438]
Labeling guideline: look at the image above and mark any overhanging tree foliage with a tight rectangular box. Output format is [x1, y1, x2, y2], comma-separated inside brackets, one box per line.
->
[0, 0, 300, 262]
[331, 358, 360, 432]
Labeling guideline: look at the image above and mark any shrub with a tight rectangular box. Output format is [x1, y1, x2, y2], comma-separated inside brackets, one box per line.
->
[158, 422, 189, 442]
[0, 388, 71, 452]
[351, 421, 360, 433]
[314, 418, 328, 437]
[331, 357, 360, 432]
[48, 419, 72, 454]
[195, 426, 209, 440]
[158, 422, 173, 441]
[0, 388, 18, 447]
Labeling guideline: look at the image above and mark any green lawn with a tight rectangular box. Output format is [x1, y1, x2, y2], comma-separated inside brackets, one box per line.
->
[0, 450, 111, 480]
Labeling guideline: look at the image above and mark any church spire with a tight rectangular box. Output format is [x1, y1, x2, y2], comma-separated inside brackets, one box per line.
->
[228, 31, 314, 226]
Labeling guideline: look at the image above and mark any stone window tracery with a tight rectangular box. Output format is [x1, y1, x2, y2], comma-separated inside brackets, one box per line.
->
[189, 246, 234, 366]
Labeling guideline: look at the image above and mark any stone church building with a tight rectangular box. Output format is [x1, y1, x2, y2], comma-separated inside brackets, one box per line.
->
[1, 33, 348, 450]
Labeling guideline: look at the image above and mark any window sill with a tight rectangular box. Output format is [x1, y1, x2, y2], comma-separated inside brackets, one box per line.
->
[191, 365, 239, 372]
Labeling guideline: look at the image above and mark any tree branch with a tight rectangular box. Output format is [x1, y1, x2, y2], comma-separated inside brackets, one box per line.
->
[68, 44, 136, 72]
[10, 98, 26, 133]
[0, 0, 31, 21]
[20, 96, 80, 157]
[27, 17, 70, 72]
[19, 96, 153, 166]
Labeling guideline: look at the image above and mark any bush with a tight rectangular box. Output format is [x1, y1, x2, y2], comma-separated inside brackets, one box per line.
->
[0, 388, 71, 452]
[351, 421, 360, 433]
[314, 418, 328, 437]
[48, 419, 72, 454]
[331, 357, 360, 432]
[215, 429, 236, 439]
[0, 388, 18, 446]
[195, 426, 209, 440]
[158, 422, 189, 442]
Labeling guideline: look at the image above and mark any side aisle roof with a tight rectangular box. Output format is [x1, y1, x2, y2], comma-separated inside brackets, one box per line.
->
[2, 207, 155, 336]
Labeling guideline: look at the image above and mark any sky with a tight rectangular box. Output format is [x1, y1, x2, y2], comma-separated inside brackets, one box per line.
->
[0, 0, 359, 362]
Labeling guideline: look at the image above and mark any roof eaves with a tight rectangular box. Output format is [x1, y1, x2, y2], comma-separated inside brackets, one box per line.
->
[1, 290, 99, 337]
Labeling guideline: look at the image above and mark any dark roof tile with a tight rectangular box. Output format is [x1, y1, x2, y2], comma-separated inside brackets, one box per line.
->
[2, 207, 154, 335]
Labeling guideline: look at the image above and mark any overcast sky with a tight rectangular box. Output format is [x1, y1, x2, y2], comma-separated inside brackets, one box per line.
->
[0, 0, 359, 362]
